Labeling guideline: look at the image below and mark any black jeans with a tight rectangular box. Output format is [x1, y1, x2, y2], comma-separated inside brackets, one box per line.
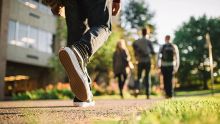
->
[116, 73, 127, 98]
[161, 66, 174, 97]
[136, 62, 151, 96]
[63, 0, 112, 56]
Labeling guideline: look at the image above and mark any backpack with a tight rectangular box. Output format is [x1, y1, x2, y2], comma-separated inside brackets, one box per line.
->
[161, 43, 175, 62]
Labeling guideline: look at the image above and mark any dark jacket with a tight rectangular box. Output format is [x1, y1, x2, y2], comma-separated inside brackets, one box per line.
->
[113, 49, 129, 75]
[133, 37, 155, 63]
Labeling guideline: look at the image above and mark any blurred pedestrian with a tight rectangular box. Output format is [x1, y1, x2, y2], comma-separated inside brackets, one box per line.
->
[44, 0, 121, 107]
[113, 40, 132, 99]
[132, 28, 155, 99]
[157, 35, 180, 98]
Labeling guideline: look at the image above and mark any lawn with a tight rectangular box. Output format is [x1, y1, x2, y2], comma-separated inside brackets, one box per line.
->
[175, 84, 220, 96]
[139, 96, 220, 124]
[95, 94, 220, 124]
[175, 89, 220, 96]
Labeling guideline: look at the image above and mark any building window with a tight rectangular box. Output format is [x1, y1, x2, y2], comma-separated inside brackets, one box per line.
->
[8, 20, 16, 45]
[8, 20, 54, 54]
[38, 30, 53, 53]
[38, 30, 48, 53]
[47, 32, 53, 53]
[17, 23, 28, 47]
[28, 26, 38, 49]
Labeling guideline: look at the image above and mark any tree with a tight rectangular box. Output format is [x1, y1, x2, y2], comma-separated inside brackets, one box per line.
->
[173, 15, 220, 89]
[49, 17, 67, 83]
[122, 0, 154, 29]
[122, 0, 157, 51]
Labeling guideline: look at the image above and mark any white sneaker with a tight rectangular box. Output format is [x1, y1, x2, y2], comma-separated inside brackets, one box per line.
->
[73, 100, 95, 107]
[73, 97, 95, 107]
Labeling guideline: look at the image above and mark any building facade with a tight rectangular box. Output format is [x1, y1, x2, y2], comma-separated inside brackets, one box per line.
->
[0, 0, 57, 100]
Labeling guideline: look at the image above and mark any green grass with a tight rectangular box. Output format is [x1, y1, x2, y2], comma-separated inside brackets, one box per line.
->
[175, 89, 220, 96]
[175, 84, 220, 96]
[138, 95, 220, 124]
[95, 94, 220, 124]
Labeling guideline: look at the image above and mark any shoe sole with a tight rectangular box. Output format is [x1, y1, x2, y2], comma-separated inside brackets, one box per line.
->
[73, 101, 95, 107]
[58, 47, 89, 101]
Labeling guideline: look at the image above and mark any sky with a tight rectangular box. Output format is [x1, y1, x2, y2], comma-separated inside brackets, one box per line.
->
[136, 0, 220, 44]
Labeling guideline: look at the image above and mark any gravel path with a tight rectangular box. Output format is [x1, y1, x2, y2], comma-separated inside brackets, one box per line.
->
[0, 98, 162, 124]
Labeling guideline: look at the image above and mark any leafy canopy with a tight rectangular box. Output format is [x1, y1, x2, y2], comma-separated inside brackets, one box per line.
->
[173, 15, 220, 87]
[122, 0, 154, 29]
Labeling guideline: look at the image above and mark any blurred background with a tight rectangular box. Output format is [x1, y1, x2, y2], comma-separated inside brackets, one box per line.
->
[0, 0, 220, 100]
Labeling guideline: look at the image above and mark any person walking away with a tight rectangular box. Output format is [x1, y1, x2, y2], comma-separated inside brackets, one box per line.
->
[113, 40, 131, 99]
[44, 0, 121, 107]
[132, 28, 155, 99]
[157, 35, 180, 98]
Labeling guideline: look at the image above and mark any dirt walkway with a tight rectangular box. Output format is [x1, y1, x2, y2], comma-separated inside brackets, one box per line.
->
[0, 98, 162, 124]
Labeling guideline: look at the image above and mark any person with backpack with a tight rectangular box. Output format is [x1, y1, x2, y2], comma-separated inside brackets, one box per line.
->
[113, 40, 132, 99]
[158, 35, 180, 98]
[132, 28, 155, 99]
[43, 0, 121, 107]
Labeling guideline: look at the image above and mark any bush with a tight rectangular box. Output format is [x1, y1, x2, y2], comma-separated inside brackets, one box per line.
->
[12, 88, 74, 100]
[12, 92, 31, 100]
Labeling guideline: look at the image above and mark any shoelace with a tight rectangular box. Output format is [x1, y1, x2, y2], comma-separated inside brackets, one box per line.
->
[73, 43, 90, 64]
[71, 44, 92, 84]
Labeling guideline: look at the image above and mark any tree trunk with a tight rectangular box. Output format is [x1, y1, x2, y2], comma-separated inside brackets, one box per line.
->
[203, 78, 208, 90]
[202, 68, 208, 90]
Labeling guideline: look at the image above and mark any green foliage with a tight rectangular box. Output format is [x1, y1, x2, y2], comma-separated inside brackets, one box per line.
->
[56, 17, 67, 41]
[173, 15, 220, 88]
[91, 87, 106, 96]
[12, 89, 74, 100]
[139, 97, 220, 124]
[49, 55, 65, 82]
[48, 17, 67, 82]
[122, 0, 155, 29]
